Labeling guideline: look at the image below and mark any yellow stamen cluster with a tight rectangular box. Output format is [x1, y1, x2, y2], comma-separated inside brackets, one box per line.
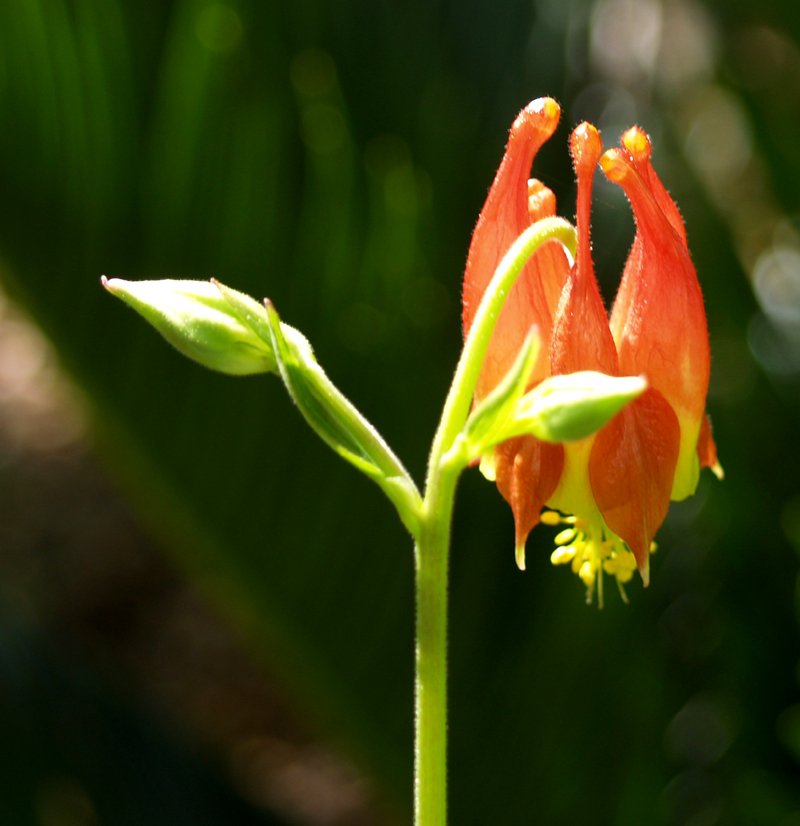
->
[541, 510, 655, 607]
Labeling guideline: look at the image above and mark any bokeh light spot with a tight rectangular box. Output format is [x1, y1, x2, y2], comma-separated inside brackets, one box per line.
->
[684, 87, 753, 185]
[35, 775, 97, 826]
[336, 303, 388, 353]
[196, 4, 243, 53]
[591, 0, 663, 84]
[291, 49, 337, 98]
[403, 278, 450, 330]
[300, 104, 346, 155]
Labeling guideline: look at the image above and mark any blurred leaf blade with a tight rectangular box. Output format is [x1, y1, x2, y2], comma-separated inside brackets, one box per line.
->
[1, 1, 800, 825]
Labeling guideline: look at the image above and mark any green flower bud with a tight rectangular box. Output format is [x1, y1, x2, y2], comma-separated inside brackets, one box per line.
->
[102, 277, 276, 375]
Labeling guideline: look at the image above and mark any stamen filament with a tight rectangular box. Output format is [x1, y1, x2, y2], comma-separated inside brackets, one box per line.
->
[543, 510, 653, 605]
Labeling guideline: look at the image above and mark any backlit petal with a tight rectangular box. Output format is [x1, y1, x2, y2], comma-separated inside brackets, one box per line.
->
[547, 124, 617, 526]
[621, 127, 687, 244]
[601, 138, 709, 500]
[463, 98, 569, 401]
[495, 436, 564, 569]
[529, 179, 569, 318]
[589, 388, 680, 577]
[551, 123, 618, 377]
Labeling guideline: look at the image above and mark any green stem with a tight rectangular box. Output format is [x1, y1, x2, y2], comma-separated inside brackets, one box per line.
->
[427, 217, 577, 476]
[413, 216, 577, 826]
[414, 460, 457, 826]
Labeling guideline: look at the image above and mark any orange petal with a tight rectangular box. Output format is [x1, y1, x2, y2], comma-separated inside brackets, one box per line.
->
[463, 98, 569, 401]
[610, 129, 687, 392]
[621, 127, 687, 244]
[606, 233, 641, 353]
[495, 436, 564, 568]
[601, 144, 709, 424]
[589, 387, 680, 576]
[602, 139, 710, 499]
[529, 179, 569, 318]
[550, 123, 618, 377]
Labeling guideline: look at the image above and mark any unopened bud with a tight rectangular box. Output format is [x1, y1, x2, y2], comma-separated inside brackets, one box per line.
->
[102, 277, 276, 375]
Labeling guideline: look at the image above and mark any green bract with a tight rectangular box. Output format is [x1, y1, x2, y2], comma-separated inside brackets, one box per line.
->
[513, 372, 648, 443]
[460, 326, 539, 460]
[450, 368, 647, 470]
[102, 277, 277, 375]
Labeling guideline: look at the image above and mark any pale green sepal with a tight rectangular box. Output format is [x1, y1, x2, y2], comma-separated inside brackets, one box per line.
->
[264, 300, 422, 535]
[479, 452, 496, 482]
[461, 326, 539, 461]
[212, 279, 276, 352]
[512, 372, 647, 443]
[670, 450, 700, 502]
[102, 277, 277, 375]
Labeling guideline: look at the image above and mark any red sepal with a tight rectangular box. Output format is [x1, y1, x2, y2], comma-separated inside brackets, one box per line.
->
[495, 436, 564, 557]
[590, 388, 680, 574]
[463, 98, 569, 401]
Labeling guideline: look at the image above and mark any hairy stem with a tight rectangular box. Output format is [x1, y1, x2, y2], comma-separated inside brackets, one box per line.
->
[413, 217, 577, 826]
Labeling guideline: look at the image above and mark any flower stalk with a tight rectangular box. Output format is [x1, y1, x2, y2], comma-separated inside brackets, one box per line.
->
[413, 217, 577, 826]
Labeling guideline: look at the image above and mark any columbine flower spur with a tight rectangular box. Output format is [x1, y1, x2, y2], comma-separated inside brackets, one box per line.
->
[463, 98, 723, 604]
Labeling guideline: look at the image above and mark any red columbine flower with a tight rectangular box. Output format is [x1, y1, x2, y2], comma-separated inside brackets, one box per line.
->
[463, 98, 722, 602]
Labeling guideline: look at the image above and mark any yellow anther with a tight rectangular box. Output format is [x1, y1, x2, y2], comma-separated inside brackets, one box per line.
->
[554, 528, 576, 545]
[551, 546, 575, 565]
[649, 541, 658, 554]
[547, 508, 650, 604]
[603, 558, 619, 575]
[600, 539, 615, 557]
[579, 560, 595, 588]
[539, 510, 562, 526]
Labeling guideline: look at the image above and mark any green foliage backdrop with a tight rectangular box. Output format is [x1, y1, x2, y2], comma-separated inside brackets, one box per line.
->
[2, 0, 800, 823]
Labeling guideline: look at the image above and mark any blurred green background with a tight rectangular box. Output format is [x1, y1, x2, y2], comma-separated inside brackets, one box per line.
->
[1, 0, 800, 824]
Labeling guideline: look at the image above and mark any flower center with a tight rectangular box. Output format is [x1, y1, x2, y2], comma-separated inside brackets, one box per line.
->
[540, 510, 654, 607]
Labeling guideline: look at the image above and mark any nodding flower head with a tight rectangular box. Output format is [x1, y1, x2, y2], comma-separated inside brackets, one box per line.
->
[463, 99, 721, 604]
